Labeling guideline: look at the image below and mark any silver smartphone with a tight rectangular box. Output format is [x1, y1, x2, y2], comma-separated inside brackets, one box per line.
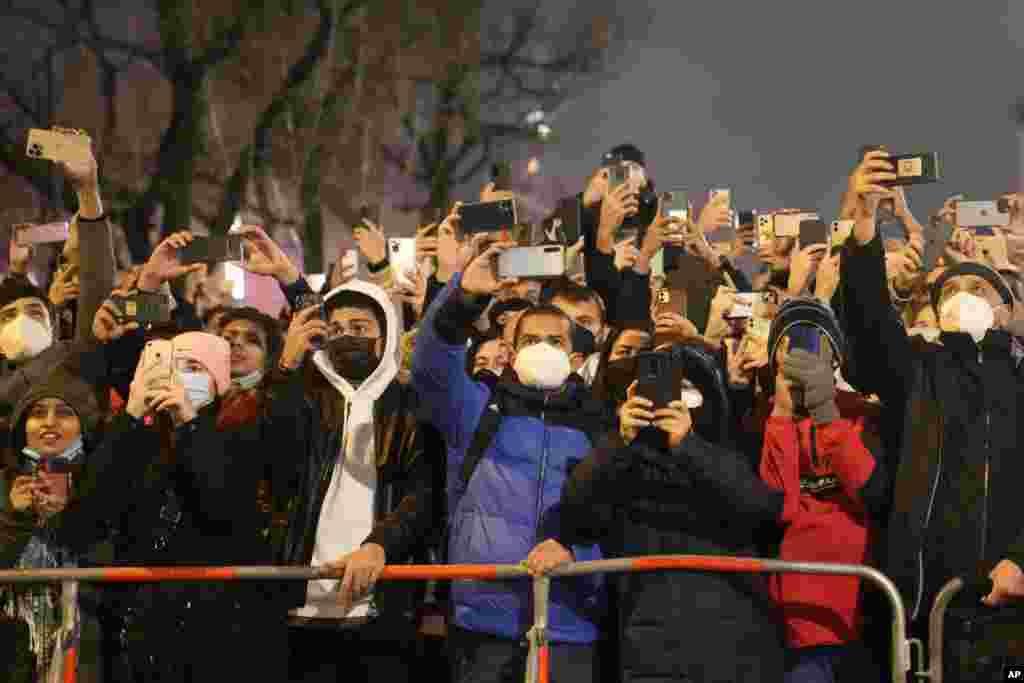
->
[956, 200, 1010, 229]
[497, 245, 565, 279]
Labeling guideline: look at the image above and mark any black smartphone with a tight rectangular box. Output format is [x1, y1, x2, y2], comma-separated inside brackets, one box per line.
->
[634, 352, 676, 409]
[179, 235, 244, 265]
[799, 219, 829, 247]
[109, 291, 172, 325]
[882, 152, 941, 187]
[459, 199, 518, 234]
[491, 161, 512, 192]
[294, 293, 326, 349]
[787, 325, 822, 355]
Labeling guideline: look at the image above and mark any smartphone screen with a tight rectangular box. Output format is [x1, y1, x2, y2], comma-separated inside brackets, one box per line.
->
[787, 325, 822, 355]
[799, 219, 829, 247]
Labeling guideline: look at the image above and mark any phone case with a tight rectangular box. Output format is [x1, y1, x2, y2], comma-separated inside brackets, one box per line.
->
[799, 219, 829, 246]
[388, 238, 417, 286]
[883, 153, 940, 186]
[956, 201, 1010, 228]
[25, 128, 92, 165]
[15, 221, 69, 245]
[459, 199, 518, 234]
[497, 245, 565, 279]
[654, 287, 686, 318]
[634, 353, 675, 408]
[831, 220, 855, 251]
[141, 339, 174, 383]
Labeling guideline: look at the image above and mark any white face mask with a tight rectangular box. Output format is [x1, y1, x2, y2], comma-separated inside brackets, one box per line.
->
[233, 369, 264, 391]
[939, 292, 995, 343]
[680, 379, 703, 409]
[0, 316, 53, 362]
[179, 371, 214, 409]
[513, 342, 571, 390]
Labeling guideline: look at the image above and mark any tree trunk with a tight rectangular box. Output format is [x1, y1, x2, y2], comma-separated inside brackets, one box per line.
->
[300, 144, 325, 272]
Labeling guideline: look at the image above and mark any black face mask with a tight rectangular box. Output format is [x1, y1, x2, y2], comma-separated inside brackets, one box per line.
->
[328, 336, 379, 381]
[572, 325, 597, 358]
[473, 369, 500, 391]
[602, 357, 637, 403]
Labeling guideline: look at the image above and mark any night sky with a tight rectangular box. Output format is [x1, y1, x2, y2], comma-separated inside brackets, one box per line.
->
[534, 0, 1024, 220]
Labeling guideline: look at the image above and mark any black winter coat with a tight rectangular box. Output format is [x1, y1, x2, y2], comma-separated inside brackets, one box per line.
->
[839, 234, 1024, 624]
[561, 434, 786, 683]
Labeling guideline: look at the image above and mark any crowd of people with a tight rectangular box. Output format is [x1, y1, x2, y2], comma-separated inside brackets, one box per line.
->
[1, 139, 1023, 683]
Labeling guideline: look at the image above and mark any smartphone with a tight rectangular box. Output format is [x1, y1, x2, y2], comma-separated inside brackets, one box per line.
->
[882, 152, 941, 187]
[25, 128, 92, 165]
[662, 190, 691, 222]
[341, 248, 359, 273]
[756, 213, 775, 242]
[924, 221, 954, 270]
[653, 287, 687, 318]
[634, 352, 676, 409]
[359, 204, 381, 225]
[496, 245, 565, 279]
[458, 199, 518, 234]
[294, 292, 327, 349]
[140, 339, 174, 384]
[974, 226, 996, 236]
[799, 219, 829, 247]
[709, 188, 732, 208]
[787, 324, 822, 354]
[179, 234, 244, 265]
[14, 221, 70, 245]
[956, 200, 1009, 228]
[775, 212, 819, 238]
[831, 220, 855, 254]
[491, 161, 512, 192]
[388, 238, 417, 285]
[109, 291, 172, 326]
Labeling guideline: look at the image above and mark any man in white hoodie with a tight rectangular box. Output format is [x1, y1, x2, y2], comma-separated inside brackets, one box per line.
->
[264, 271, 440, 683]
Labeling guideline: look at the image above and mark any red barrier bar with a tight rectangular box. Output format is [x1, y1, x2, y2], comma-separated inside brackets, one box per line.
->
[629, 555, 768, 573]
[537, 644, 550, 683]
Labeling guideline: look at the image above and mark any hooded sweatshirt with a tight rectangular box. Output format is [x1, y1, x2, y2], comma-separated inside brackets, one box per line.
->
[291, 279, 400, 620]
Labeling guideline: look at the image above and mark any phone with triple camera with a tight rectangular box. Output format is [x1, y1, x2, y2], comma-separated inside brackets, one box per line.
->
[634, 352, 676, 409]
[110, 291, 172, 326]
[387, 238, 417, 282]
[178, 235, 244, 265]
[458, 199, 518, 234]
[653, 287, 687, 318]
[882, 152, 941, 187]
[25, 128, 92, 165]
[496, 245, 565, 279]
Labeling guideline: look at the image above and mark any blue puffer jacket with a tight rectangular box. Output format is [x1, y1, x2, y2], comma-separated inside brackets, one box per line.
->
[412, 275, 607, 644]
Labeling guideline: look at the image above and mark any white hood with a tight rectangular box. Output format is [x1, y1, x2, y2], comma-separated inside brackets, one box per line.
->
[294, 278, 400, 621]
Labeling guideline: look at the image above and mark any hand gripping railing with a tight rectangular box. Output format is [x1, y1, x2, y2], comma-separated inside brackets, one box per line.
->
[916, 576, 1024, 683]
[0, 556, 910, 683]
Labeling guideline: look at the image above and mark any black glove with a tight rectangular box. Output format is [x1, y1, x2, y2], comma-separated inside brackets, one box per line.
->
[782, 344, 839, 424]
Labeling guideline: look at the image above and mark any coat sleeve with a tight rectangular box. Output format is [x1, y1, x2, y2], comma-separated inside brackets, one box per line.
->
[54, 414, 162, 554]
[73, 215, 116, 344]
[411, 275, 489, 453]
[558, 443, 631, 547]
[0, 475, 36, 568]
[363, 439, 439, 562]
[838, 233, 912, 409]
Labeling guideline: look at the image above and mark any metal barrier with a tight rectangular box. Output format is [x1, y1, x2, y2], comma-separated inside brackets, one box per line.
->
[0, 556, 910, 683]
[917, 576, 1024, 683]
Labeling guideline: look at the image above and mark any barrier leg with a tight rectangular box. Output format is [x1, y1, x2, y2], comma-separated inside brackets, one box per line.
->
[525, 576, 550, 683]
[61, 580, 78, 683]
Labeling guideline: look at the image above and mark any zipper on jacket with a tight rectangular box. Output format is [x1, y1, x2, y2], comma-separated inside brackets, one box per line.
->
[533, 397, 550, 540]
[913, 426, 943, 622]
[980, 411, 991, 561]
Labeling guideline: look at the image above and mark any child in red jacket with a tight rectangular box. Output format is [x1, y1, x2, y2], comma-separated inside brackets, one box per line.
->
[759, 312, 889, 683]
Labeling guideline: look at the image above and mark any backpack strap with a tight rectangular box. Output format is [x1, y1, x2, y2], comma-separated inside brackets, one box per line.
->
[460, 398, 503, 488]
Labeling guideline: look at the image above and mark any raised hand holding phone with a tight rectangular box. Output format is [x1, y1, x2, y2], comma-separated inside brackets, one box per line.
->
[460, 241, 519, 297]
[138, 231, 205, 291]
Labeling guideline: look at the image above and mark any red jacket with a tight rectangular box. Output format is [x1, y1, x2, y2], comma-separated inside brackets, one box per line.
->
[759, 401, 881, 649]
